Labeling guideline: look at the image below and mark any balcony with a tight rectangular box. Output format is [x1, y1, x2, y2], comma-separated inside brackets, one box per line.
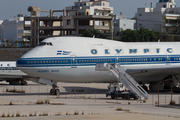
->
[78, 25, 110, 30]
[163, 23, 178, 27]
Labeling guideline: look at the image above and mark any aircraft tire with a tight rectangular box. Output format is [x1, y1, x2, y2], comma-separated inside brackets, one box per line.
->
[50, 89, 60, 95]
[50, 89, 54, 95]
[55, 89, 60, 95]
[111, 94, 115, 99]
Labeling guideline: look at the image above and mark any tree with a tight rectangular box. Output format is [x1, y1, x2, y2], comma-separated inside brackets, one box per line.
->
[82, 29, 106, 38]
[120, 28, 158, 42]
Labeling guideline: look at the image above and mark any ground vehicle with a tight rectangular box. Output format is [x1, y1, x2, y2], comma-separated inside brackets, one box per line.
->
[106, 83, 138, 100]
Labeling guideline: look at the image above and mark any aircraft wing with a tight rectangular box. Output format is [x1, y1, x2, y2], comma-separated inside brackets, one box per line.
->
[125, 64, 180, 82]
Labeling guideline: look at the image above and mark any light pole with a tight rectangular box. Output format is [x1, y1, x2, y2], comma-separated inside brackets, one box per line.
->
[13, 34, 15, 46]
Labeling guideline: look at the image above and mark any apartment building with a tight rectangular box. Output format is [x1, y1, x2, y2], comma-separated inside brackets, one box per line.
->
[135, 0, 180, 33]
[0, 20, 3, 40]
[24, 0, 114, 46]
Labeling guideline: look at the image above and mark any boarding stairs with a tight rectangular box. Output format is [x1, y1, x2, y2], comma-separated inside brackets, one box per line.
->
[96, 63, 149, 100]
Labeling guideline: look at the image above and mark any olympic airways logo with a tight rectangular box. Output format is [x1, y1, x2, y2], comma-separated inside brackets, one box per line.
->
[57, 50, 72, 55]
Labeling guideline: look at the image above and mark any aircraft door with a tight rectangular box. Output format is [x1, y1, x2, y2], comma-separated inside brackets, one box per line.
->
[0, 64, 5, 72]
[8, 64, 12, 72]
[71, 55, 77, 68]
[166, 54, 171, 65]
[115, 55, 121, 64]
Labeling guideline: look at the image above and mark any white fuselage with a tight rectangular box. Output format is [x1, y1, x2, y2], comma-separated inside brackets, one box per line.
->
[16, 37, 180, 83]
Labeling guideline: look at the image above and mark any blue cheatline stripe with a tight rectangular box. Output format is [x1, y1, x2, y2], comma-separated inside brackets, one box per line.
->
[16, 54, 180, 68]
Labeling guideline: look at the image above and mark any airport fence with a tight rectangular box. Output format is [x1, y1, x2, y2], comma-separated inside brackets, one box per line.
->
[0, 84, 180, 107]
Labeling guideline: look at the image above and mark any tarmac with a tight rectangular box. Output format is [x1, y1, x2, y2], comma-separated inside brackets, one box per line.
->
[0, 82, 180, 120]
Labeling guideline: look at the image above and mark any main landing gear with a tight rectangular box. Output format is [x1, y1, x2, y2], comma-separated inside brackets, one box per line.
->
[50, 84, 60, 95]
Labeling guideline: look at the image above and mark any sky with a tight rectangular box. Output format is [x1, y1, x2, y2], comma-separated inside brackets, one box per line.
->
[0, 0, 180, 20]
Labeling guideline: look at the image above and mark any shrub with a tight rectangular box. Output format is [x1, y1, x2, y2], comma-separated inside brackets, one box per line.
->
[16, 112, 21, 117]
[42, 112, 48, 116]
[74, 111, 79, 115]
[169, 100, 176, 105]
[116, 107, 122, 111]
[9, 101, 13, 105]
[44, 99, 50, 104]
[36, 99, 44, 104]
[1, 113, 6, 117]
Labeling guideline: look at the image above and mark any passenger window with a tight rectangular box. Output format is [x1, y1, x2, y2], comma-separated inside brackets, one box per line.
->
[49, 61, 51, 63]
[43, 61, 45, 63]
[34, 61, 36, 64]
[37, 61, 39, 63]
[46, 61, 48, 63]
[27, 61, 30, 64]
[79, 60, 81, 63]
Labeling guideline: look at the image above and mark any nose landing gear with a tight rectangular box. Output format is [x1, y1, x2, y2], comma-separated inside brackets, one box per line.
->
[50, 84, 60, 95]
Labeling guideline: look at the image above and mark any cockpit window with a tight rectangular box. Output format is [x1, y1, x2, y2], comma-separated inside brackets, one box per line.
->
[38, 42, 53, 46]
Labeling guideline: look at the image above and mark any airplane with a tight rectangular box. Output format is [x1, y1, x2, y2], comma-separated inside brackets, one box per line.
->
[0, 61, 28, 85]
[16, 36, 180, 95]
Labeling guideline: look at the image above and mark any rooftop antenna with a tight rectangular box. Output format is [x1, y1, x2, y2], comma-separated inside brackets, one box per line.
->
[145, 0, 147, 7]
[120, 12, 122, 15]
[9, 14, 12, 19]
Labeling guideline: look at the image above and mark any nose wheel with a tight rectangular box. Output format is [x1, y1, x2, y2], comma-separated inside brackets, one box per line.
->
[50, 84, 60, 95]
[50, 89, 60, 95]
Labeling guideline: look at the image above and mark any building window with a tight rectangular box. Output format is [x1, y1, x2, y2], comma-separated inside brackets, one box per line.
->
[102, 22, 105, 26]
[67, 20, 71, 25]
[139, 14, 142, 16]
[163, 5, 166, 8]
[103, 3, 105, 6]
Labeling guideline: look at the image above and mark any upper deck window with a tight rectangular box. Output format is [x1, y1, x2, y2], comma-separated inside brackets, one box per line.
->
[38, 42, 53, 46]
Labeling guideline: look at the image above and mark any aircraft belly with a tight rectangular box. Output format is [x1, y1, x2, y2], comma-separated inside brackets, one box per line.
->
[20, 67, 117, 83]
[19, 64, 180, 83]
